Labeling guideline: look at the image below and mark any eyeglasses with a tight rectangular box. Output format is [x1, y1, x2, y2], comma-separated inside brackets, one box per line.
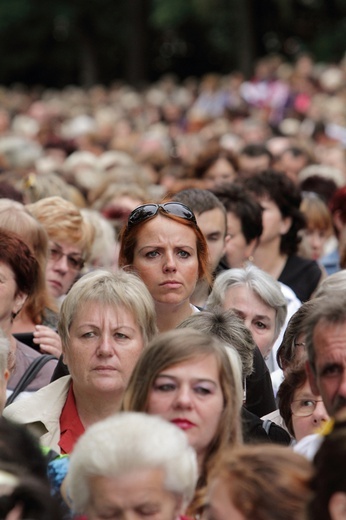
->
[49, 244, 84, 271]
[291, 398, 324, 417]
[127, 202, 197, 229]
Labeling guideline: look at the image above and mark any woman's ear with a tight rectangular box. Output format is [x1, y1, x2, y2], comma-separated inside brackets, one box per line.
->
[279, 215, 292, 236]
[329, 492, 346, 520]
[12, 291, 28, 318]
[244, 237, 258, 261]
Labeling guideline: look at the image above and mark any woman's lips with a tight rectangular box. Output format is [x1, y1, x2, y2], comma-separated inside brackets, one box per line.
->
[171, 418, 196, 430]
[49, 279, 62, 289]
[93, 366, 117, 371]
[160, 280, 182, 288]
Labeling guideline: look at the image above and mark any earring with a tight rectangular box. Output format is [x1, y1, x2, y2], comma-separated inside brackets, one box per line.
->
[247, 256, 254, 263]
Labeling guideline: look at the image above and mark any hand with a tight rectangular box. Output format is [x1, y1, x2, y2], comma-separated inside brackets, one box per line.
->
[33, 325, 62, 358]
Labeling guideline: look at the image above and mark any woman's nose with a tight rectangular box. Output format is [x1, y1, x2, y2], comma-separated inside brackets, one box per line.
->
[313, 401, 329, 425]
[173, 387, 193, 408]
[163, 253, 177, 272]
[97, 334, 113, 356]
[52, 254, 69, 273]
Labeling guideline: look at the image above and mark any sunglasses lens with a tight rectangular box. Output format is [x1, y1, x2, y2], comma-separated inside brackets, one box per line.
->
[162, 203, 197, 224]
[128, 204, 158, 226]
[127, 202, 197, 228]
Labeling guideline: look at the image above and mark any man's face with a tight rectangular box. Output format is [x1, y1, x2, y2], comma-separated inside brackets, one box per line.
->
[238, 154, 270, 178]
[196, 208, 227, 272]
[307, 320, 346, 417]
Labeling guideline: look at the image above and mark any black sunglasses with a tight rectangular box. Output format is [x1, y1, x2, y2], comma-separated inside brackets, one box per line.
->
[127, 202, 197, 228]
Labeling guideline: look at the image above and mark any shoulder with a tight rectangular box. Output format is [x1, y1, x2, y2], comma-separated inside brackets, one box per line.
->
[293, 432, 323, 460]
[279, 255, 322, 301]
[8, 341, 58, 393]
[4, 376, 71, 425]
[284, 255, 322, 275]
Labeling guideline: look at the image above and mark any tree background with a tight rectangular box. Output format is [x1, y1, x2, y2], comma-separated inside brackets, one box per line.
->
[0, 0, 345, 88]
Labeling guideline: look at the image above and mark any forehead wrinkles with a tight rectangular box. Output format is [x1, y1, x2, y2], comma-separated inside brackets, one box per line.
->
[136, 219, 197, 248]
[313, 323, 346, 362]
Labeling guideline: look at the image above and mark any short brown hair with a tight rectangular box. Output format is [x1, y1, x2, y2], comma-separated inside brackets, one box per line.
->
[278, 364, 307, 437]
[210, 444, 312, 520]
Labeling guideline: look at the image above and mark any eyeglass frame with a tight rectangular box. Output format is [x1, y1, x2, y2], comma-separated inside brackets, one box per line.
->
[290, 398, 324, 417]
[127, 202, 197, 229]
[48, 242, 85, 271]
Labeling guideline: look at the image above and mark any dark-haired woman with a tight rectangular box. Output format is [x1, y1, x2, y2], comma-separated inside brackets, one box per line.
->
[241, 170, 323, 301]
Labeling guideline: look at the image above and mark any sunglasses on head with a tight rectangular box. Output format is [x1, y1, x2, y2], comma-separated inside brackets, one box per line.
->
[127, 202, 197, 229]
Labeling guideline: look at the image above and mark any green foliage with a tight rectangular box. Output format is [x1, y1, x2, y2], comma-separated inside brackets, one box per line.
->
[150, 0, 194, 27]
[150, 0, 220, 28]
[0, 0, 344, 86]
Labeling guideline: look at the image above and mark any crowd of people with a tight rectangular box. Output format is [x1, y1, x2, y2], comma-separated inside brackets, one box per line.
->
[0, 50, 345, 519]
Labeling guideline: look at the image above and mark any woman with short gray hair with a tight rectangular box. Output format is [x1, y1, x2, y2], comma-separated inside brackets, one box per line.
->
[206, 264, 287, 359]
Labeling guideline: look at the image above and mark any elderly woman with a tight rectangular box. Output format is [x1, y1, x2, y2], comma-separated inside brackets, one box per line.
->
[123, 328, 243, 516]
[206, 444, 312, 520]
[27, 196, 94, 302]
[65, 412, 198, 520]
[206, 264, 287, 360]
[0, 199, 60, 356]
[4, 269, 156, 454]
[0, 229, 57, 399]
[118, 202, 211, 331]
[25, 196, 95, 357]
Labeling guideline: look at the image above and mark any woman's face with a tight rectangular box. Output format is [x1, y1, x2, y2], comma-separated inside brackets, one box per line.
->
[46, 241, 84, 298]
[224, 212, 256, 268]
[299, 227, 329, 260]
[203, 158, 237, 187]
[147, 354, 224, 462]
[87, 468, 181, 520]
[63, 301, 144, 402]
[222, 285, 277, 359]
[0, 261, 27, 331]
[132, 215, 200, 307]
[291, 380, 329, 442]
[258, 198, 291, 248]
[205, 478, 245, 520]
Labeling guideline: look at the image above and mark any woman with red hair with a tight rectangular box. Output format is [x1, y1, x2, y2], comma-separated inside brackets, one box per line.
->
[119, 202, 211, 331]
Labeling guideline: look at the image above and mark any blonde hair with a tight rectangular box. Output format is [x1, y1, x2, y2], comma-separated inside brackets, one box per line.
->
[300, 192, 333, 232]
[58, 269, 157, 349]
[27, 196, 94, 259]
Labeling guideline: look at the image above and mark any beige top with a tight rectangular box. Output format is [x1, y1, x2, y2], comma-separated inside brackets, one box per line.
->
[3, 376, 71, 454]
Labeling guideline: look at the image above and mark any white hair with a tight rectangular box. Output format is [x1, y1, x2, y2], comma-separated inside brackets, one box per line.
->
[206, 264, 287, 340]
[66, 412, 198, 514]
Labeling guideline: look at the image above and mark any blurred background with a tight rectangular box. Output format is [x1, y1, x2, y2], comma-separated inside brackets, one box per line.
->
[0, 0, 345, 88]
